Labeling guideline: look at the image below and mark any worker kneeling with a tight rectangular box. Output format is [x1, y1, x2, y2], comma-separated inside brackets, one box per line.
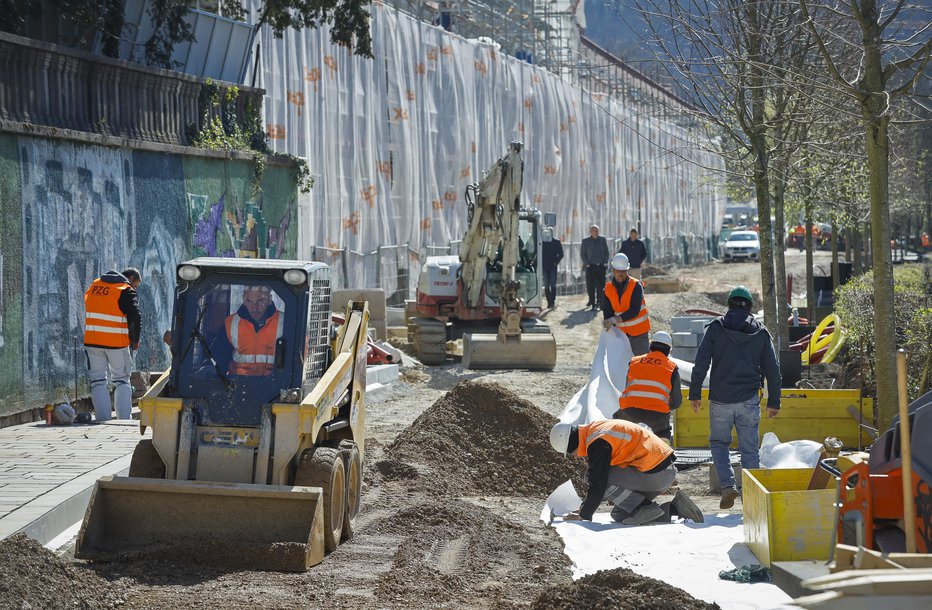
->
[550, 419, 703, 525]
[613, 331, 680, 441]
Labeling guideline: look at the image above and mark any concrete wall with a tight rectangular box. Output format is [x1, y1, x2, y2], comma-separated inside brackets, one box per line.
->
[0, 132, 299, 416]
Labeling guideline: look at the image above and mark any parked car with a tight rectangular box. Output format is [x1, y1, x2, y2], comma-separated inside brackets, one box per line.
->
[722, 230, 760, 262]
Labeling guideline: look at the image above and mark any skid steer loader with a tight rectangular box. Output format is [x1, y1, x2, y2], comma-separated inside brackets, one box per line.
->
[75, 258, 368, 571]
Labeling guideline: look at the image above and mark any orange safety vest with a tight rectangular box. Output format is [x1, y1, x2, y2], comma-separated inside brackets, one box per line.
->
[922, 234, 930, 248]
[84, 278, 131, 348]
[225, 309, 284, 376]
[604, 279, 651, 336]
[577, 419, 672, 472]
[618, 351, 677, 413]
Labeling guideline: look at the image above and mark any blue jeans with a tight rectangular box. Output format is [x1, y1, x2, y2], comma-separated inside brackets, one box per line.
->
[709, 397, 761, 489]
[543, 266, 558, 307]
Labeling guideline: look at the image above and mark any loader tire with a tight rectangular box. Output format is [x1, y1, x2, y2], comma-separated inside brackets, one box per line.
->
[341, 443, 362, 541]
[296, 446, 345, 553]
[128, 439, 165, 479]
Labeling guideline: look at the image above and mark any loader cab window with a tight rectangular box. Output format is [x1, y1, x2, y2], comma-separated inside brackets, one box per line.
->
[175, 279, 297, 426]
[517, 217, 538, 272]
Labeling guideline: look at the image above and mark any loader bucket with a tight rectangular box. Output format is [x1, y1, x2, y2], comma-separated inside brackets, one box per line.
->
[75, 476, 325, 571]
[462, 332, 557, 370]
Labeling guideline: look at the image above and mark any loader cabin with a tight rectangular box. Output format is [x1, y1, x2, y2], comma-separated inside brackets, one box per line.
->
[167, 258, 332, 428]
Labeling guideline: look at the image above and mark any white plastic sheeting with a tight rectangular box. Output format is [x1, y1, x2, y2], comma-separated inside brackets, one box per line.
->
[559, 328, 632, 425]
[250, 2, 724, 293]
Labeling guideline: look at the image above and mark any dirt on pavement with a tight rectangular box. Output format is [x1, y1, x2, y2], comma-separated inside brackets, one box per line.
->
[0, 254, 829, 609]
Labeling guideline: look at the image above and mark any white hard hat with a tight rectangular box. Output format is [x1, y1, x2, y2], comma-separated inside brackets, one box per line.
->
[611, 253, 630, 270]
[550, 422, 573, 454]
[651, 331, 673, 348]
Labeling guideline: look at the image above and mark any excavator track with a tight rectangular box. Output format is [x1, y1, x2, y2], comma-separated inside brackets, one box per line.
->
[408, 317, 449, 365]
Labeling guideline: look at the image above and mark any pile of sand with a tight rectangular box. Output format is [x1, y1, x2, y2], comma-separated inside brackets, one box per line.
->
[385, 380, 586, 496]
[0, 534, 119, 610]
[530, 567, 721, 610]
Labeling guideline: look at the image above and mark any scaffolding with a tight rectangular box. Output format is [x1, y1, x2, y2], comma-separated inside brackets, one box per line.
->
[382, 1, 694, 124]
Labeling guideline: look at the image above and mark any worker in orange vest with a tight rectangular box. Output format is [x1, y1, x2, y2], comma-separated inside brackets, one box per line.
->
[550, 419, 703, 525]
[921, 232, 930, 251]
[602, 253, 651, 355]
[223, 286, 284, 376]
[83, 268, 142, 421]
[613, 331, 681, 440]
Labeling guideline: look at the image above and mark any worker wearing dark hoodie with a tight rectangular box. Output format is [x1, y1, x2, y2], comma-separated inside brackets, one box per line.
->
[688, 286, 781, 509]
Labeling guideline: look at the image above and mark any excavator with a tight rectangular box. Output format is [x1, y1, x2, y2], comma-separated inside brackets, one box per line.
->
[75, 258, 368, 571]
[408, 141, 557, 370]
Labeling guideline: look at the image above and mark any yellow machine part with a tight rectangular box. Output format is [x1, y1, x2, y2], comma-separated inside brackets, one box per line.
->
[75, 476, 325, 572]
[462, 332, 556, 370]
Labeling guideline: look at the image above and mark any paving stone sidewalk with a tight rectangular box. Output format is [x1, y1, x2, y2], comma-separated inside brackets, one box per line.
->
[0, 419, 149, 543]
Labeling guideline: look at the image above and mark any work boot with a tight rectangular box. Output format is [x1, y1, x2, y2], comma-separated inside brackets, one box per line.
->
[720, 486, 739, 510]
[622, 502, 664, 526]
[671, 490, 704, 523]
[610, 504, 633, 523]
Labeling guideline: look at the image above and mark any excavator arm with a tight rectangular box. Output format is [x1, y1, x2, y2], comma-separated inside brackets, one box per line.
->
[458, 141, 525, 339]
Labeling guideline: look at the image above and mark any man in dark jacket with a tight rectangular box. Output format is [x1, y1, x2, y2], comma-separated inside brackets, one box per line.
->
[619, 228, 648, 279]
[541, 228, 564, 309]
[688, 286, 781, 509]
[581, 224, 610, 310]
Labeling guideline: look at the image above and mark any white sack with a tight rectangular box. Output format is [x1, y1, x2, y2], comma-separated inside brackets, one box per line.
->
[758, 432, 823, 469]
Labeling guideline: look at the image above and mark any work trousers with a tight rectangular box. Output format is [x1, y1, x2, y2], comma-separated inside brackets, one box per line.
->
[709, 397, 762, 489]
[585, 264, 606, 306]
[626, 331, 650, 356]
[85, 346, 134, 421]
[604, 463, 676, 518]
[543, 266, 558, 308]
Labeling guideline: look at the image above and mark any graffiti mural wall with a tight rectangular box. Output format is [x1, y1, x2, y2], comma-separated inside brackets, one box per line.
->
[0, 133, 299, 417]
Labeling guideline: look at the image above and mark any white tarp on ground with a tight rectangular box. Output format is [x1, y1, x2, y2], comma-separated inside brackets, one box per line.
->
[247, 2, 725, 292]
[541, 482, 795, 610]
[559, 328, 633, 424]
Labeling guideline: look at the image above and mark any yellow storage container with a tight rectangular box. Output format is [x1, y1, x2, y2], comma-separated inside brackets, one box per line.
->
[742, 468, 837, 567]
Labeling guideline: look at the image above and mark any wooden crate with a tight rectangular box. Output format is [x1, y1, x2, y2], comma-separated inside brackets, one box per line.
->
[674, 388, 874, 448]
[743, 468, 837, 567]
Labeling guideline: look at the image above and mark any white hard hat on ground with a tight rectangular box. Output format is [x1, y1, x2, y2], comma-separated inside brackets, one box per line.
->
[550, 422, 573, 454]
[611, 253, 630, 271]
[651, 331, 673, 348]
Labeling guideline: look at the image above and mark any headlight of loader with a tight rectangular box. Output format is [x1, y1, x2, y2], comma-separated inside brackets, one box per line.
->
[178, 265, 201, 281]
[284, 269, 307, 285]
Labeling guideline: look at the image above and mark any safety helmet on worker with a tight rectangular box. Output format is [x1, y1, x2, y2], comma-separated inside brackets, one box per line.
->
[728, 285, 753, 306]
[611, 253, 630, 271]
[651, 331, 673, 348]
[550, 422, 577, 454]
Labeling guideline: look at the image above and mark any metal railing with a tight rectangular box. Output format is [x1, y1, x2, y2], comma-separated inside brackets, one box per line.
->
[0, 31, 263, 146]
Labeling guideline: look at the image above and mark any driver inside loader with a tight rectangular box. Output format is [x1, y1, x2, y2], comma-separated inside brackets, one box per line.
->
[219, 286, 284, 376]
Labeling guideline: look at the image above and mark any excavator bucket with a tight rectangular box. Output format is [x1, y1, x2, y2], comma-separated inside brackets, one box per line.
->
[462, 332, 557, 370]
[75, 476, 325, 572]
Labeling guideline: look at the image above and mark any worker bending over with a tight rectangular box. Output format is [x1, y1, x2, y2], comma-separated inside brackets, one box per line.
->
[550, 419, 703, 525]
[602, 253, 651, 355]
[613, 331, 681, 441]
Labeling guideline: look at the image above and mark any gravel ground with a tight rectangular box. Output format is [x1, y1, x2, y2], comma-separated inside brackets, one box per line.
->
[0, 253, 832, 609]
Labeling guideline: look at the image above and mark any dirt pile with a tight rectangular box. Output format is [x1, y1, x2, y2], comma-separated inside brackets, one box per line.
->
[385, 380, 586, 495]
[530, 567, 721, 610]
[0, 534, 119, 610]
[374, 501, 570, 606]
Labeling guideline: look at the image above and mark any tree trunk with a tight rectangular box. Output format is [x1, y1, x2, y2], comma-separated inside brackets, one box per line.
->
[863, 221, 872, 268]
[773, 173, 789, 349]
[831, 218, 839, 290]
[805, 197, 815, 322]
[852, 224, 863, 275]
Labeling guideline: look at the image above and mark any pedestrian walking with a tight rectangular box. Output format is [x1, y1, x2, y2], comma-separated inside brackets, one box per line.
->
[601, 253, 651, 355]
[541, 228, 564, 309]
[687, 286, 781, 509]
[83, 268, 142, 421]
[581, 224, 609, 310]
[619, 228, 648, 279]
